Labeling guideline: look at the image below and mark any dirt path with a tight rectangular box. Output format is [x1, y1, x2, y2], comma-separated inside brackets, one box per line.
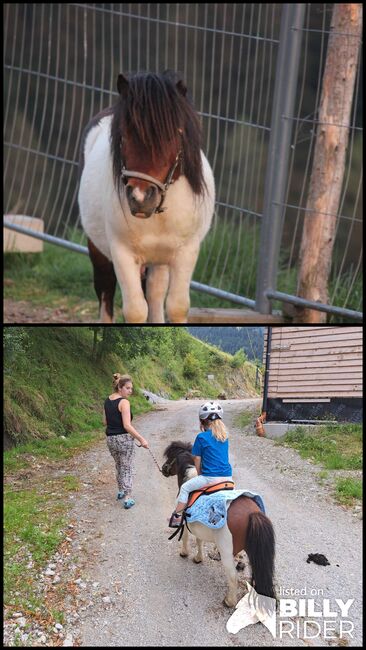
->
[4, 298, 98, 323]
[11, 400, 362, 646]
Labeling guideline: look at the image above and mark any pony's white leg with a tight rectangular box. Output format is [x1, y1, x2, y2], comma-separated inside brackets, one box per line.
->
[146, 265, 170, 323]
[166, 242, 199, 323]
[215, 525, 238, 607]
[180, 526, 190, 557]
[193, 537, 204, 564]
[110, 248, 148, 323]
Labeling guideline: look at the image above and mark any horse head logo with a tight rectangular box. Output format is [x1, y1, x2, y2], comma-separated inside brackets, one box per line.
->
[226, 582, 277, 638]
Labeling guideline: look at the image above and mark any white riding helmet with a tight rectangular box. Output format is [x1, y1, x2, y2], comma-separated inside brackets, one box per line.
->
[199, 401, 223, 421]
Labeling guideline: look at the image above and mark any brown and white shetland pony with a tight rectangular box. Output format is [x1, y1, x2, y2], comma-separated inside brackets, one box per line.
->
[78, 71, 215, 323]
[162, 441, 275, 608]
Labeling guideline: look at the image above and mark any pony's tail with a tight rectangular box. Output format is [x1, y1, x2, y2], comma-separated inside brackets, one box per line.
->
[246, 512, 275, 599]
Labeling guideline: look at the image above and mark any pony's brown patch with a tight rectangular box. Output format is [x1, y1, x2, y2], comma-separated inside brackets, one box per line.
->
[227, 496, 260, 556]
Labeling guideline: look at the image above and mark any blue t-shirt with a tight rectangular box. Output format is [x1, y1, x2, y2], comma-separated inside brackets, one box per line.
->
[191, 429, 232, 476]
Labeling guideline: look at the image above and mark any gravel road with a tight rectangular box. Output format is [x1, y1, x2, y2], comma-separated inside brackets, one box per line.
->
[63, 399, 362, 647]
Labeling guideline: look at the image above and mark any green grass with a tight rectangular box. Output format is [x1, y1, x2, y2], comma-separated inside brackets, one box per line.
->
[3, 430, 104, 473]
[4, 430, 103, 472]
[277, 423, 362, 470]
[277, 423, 362, 507]
[4, 224, 362, 319]
[233, 411, 255, 429]
[3, 475, 77, 614]
[3, 424, 94, 622]
[4, 243, 97, 302]
[335, 477, 363, 505]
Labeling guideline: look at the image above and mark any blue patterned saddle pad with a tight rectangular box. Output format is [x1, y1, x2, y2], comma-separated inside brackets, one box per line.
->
[185, 489, 265, 529]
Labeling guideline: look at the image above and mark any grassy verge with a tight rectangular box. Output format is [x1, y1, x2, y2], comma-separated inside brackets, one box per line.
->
[276, 423, 363, 506]
[4, 429, 103, 472]
[233, 410, 257, 429]
[4, 229, 362, 319]
[276, 423, 362, 469]
[3, 431, 102, 621]
[334, 477, 362, 505]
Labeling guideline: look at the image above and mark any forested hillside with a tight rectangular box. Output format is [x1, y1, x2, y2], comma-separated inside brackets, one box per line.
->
[187, 327, 265, 361]
[4, 326, 260, 448]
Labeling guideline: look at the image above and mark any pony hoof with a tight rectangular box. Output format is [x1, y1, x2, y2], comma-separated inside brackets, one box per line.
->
[193, 556, 202, 564]
[223, 598, 236, 608]
[208, 550, 221, 561]
[180, 552, 189, 558]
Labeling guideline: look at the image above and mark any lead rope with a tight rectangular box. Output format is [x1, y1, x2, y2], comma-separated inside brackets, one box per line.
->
[135, 441, 163, 473]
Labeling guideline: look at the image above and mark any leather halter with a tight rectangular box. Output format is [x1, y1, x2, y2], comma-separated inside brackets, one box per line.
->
[120, 133, 183, 215]
[161, 456, 177, 477]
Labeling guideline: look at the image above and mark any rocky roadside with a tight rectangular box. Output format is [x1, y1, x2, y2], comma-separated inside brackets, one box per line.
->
[3, 443, 109, 647]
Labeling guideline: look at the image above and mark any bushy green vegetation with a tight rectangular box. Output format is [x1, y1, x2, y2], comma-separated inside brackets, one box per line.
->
[4, 327, 140, 449]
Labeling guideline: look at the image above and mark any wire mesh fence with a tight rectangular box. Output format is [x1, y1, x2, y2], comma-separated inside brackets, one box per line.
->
[4, 3, 363, 321]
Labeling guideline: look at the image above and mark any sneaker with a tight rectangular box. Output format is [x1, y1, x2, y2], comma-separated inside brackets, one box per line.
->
[116, 491, 125, 500]
[168, 512, 183, 528]
[123, 498, 135, 509]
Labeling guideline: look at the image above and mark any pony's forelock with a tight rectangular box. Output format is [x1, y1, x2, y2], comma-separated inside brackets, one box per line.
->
[163, 440, 193, 460]
[110, 72, 206, 197]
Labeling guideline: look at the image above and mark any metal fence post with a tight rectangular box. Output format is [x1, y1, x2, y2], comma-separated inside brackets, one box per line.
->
[255, 4, 306, 314]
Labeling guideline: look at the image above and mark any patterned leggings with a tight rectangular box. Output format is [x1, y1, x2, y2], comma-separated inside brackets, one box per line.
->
[106, 435, 136, 494]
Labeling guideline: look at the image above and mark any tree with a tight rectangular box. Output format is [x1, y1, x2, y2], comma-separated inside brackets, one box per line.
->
[89, 327, 103, 359]
[296, 4, 362, 322]
[88, 327, 121, 360]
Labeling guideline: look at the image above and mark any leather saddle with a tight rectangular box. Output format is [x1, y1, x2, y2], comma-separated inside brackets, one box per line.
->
[168, 480, 235, 541]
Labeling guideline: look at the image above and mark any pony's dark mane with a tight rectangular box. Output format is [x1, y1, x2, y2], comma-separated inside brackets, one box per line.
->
[111, 71, 205, 197]
[164, 440, 193, 459]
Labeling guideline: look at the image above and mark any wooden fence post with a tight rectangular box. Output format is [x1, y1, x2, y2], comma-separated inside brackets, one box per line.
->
[295, 4, 362, 323]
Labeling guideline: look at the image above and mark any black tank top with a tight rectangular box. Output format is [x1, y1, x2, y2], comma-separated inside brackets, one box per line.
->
[104, 397, 133, 436]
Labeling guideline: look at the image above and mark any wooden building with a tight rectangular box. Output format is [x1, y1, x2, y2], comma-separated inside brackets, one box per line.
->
[262, 327, 363, 423]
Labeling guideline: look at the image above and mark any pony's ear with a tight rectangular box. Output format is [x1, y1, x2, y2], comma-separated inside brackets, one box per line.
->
[117, 74, 129, 97]
[176, 79, 187, 97]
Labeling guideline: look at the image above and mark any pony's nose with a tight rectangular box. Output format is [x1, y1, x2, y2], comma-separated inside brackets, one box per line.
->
[126, 184, 157, 204]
